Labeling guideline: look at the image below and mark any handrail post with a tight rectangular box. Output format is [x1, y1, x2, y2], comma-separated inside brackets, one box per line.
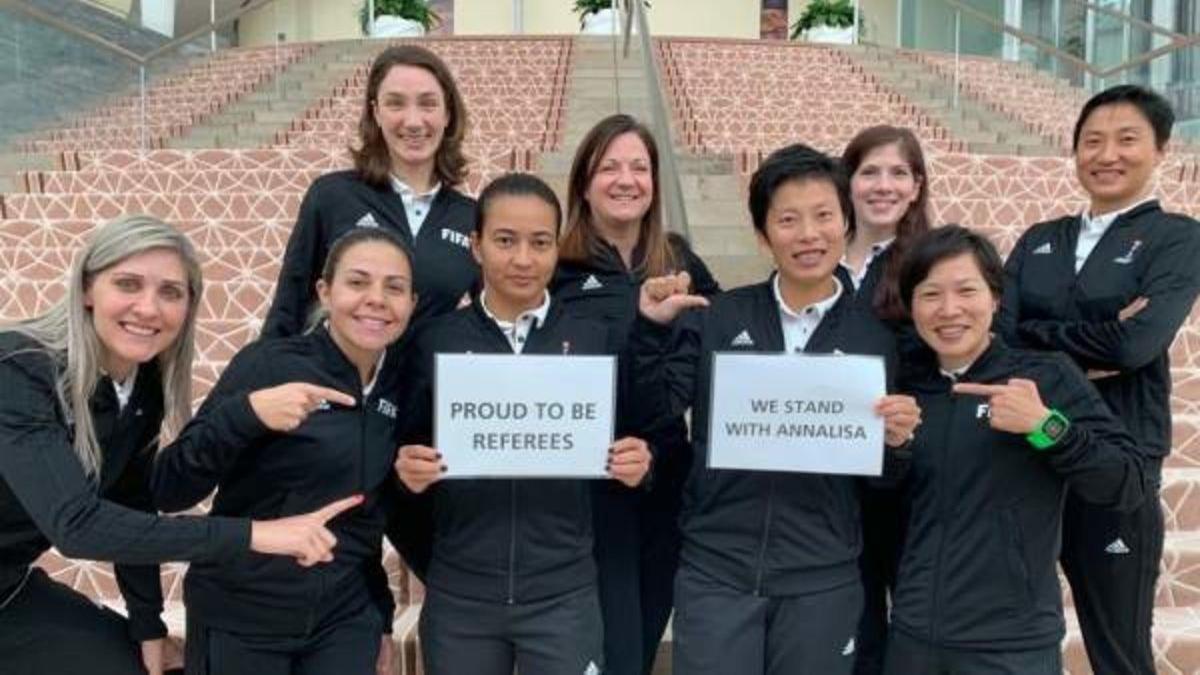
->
[853, 0, 860, 45]
[954, 10, 961, 110]
[139, 64, 147, 151]
[625, 0, 690, 242]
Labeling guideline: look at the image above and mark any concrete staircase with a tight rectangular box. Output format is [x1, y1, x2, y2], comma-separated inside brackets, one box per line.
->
[541, 36, 769, 290]
[845, 44, 1060, 157]
[169, 41, 380, 149]
[0, 152, 58, 194]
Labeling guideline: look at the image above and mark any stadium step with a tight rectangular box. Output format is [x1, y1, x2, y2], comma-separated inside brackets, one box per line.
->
[168, 41, 369, 150]
[845, 44, 1060, 157]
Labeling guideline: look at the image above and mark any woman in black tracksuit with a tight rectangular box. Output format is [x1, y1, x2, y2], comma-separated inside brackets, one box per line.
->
[838, 125, 932, 675]
[152, 227, 417, 674]
[633, 144, 920, 675]
[261, 44, 477, 339]
[395, 173, 653, 675]
[0, 215, 353, 675]
[552, 113, 719, 675]
[885, 225, 1149, 674]
[997, 85, 1200, 675]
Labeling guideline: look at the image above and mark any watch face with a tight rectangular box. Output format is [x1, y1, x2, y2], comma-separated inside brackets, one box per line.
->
[1044, 415, 1068, 440]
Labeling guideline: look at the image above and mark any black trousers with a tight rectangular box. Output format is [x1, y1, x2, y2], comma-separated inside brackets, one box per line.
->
[883, 628, 1061, 675]
[854, 484, 907, 675]
[592, 482, 647, 675]
[672, 564, 863, 675]
[637, 445, 689, 674]
[184, 590, 381, 675]
[0, 567, 145, 675]
[419, 584, 604, 675]
[1060, 476, 1164, 675]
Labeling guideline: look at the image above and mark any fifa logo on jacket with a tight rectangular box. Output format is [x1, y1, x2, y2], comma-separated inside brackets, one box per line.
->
[377, 399, 398, 419]
[1114, 239, 1143, 265]
[441, 228, 470, 250]
[976, 404, 990, 419]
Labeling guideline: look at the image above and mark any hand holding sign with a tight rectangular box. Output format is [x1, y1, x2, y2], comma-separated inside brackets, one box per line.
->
[249, 383, 356, 432]
[395, 444, 444, 494]
[639, 271, 710, 325]
[952, 378, 1048, 435]
[249, 493, 363, 566]
[607, 437, 652, 487]
[875, 395, 921, 447]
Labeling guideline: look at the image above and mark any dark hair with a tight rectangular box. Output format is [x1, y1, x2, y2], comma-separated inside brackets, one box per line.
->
[474, 172, 563, 236]
[748, 143, 853, 236]
[898, 225, 1004, 313]
[351, 45, 469, 189]
[1072, 84, 1175, 151]
[842, 125, 932, 321]
[560, 114, 677, 278]
[320, 227, 414, 286]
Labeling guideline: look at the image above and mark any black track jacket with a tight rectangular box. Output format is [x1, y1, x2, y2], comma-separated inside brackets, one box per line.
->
[633, 277, 902, 597]
[998, 200, 1200, 459]
[0, 332, 248, 642]
[892, 340, 1148, 650]
[151, 327, 403, 635]
[552, 234, 719, 474]
[260, 170, 478, 339]
[401, 297, 650, 604]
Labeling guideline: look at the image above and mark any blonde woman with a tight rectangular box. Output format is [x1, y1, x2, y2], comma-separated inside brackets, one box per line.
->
[0, 215, 359, 675]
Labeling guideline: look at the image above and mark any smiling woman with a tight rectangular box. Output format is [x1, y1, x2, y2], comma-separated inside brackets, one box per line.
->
[151, 226, 417, 675]
[884, 224, 1149, 675]
[551, 114, 721, 675]
[0, 215, 370, 675]
[261, 44, 479, 341]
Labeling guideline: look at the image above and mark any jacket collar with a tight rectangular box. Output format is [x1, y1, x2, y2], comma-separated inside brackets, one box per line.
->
[311, 323, 380, 397]
[746, 273, 857, 353]
[905, 336, 1013, 393]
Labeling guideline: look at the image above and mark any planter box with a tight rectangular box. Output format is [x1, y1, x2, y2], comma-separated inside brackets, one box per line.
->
[805, 24, 854, 44]
[371, 16, 425, 38]
[581, 8, 636, 35]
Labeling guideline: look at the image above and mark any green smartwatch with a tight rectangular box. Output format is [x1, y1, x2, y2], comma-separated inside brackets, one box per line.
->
[1026, 409, 1070, 451]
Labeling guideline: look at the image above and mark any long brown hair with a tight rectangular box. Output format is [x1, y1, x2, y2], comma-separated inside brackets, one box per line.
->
[560, 114, 676, 277]
[842, 125, 931, 321]
[351, 45, 469, 189]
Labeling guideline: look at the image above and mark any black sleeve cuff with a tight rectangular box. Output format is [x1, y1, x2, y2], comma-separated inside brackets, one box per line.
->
[126, 609, 168, 642]
[208, 516, 253, 562]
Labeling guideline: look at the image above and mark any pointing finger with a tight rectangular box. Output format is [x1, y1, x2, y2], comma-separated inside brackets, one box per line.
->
[314, 494, 364, 524]
[303, 385, 356, 408]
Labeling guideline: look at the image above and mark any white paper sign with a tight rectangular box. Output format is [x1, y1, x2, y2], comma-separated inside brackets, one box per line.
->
[435, 353, 616, 478]
[708, 353, 886, 476]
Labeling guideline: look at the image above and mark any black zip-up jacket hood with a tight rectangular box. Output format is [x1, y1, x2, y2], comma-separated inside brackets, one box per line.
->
[998, 200, 1200, 459]
[260, 170, 479, 339]
[402, 296, 646, 603]
[0, 332, 248, 642]
[633, 277, 903, 596]
[891, 339, 1148, 650]
[151, 326, 404, 635]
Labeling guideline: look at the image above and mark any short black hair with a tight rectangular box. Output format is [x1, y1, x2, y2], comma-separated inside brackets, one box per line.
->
[747, 143, 853, 236]
[898, 225, 1004, 312]
[1072, 84, 1175, 151]
[475, 172, 563, 235]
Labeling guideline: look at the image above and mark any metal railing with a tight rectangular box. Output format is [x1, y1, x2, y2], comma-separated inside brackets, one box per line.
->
[617, 0, 691, 242]
[0, 0, 288, 149]
[940, 0, 1200, 82]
